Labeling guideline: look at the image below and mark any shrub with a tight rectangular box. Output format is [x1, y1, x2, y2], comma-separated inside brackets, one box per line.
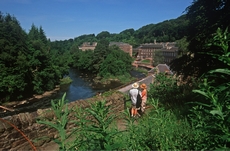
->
[189, 28, 230, 150]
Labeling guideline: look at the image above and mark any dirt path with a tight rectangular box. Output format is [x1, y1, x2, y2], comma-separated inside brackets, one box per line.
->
[118, 75, 154, 93]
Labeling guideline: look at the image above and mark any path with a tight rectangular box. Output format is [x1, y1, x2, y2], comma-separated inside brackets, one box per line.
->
[118, 74, 154, 93]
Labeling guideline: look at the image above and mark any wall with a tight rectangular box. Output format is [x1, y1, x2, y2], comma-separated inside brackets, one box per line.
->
[0, 92, 125, 151]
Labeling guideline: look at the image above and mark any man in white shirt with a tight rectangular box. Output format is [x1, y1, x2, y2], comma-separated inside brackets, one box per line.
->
[129, 82, 141, 117]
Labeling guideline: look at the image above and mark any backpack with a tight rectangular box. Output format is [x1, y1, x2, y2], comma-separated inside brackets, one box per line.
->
[136, 91, 142, 108]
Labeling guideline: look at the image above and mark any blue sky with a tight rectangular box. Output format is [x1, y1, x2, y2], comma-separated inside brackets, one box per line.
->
[0, 0, 193, 41]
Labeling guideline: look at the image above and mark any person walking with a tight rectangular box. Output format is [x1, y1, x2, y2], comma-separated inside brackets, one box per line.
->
[129, 82, 141, 117]
[140, 83, 147, 113]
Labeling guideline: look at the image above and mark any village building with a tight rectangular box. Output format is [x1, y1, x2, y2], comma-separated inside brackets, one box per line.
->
[136, 41, 178, 65]
[109, 42, 133, 57]
[79, 42, 133, 57]
[79, 42, 97, 51]
[79, 41, 177, 65]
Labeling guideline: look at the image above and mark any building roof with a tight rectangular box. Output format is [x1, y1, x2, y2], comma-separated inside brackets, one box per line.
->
[109, 42, 130, 46]
[140, 43, 163, 49]
[161, 47, 178, 52]
[156, 64, 173, 75]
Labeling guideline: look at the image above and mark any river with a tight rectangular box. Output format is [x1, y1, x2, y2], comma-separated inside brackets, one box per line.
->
[56, 68, 146, 102]
[56, 68, 126, 102]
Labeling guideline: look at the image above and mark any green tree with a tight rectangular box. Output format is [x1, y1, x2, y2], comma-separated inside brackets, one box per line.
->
[96, 31, 111, 40]
[153, 50, 164, 66]
[175, 36, 189, 57]
[0, 12, 31, 102]
[99, 45, 132, 77]
[28, 25, 69, 94]
[170, 0, 230, 78]
[92, 39, 111, 73]
[75, 50, 94, 71]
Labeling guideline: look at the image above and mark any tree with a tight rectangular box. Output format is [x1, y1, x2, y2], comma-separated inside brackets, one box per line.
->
[99, 45, 132, 77]
[0, 12, 30, 101]
[92, 39, 111, 72]
[75, 50, 94, 71]
[175, 36, 189, 57]
[153, 50, 164, 66]
[28, 25, 70, 94]
[170, 0, 230, 78]
[96, 31, 111, 40]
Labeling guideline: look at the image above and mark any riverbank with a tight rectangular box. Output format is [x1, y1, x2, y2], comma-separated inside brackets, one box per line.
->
[0, 86, 60, 117]
[0, 68, 149, 117]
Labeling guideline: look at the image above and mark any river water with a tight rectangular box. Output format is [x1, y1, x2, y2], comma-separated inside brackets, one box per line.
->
[57, 68, 146, 102]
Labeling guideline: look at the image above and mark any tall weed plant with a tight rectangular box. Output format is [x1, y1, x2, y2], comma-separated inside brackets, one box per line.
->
[37, 96, 125, 150]
[190, 28, 230, 150]
[121, 98, 201, 150]
[37, 92, 208, 150]
[148, 73, 195, 108]
[37, 93, 70, 151]
[77, 100, 124, 150]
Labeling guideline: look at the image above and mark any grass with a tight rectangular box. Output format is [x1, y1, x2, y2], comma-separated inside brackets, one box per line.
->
[60, 76, 73, 85]
[141, 59, 151, 63]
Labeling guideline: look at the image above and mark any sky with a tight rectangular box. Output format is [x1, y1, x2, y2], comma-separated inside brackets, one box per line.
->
[0, 0, 193, 41]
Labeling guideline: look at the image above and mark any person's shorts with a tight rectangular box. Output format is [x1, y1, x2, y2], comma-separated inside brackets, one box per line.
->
[132, 104, 136, 109]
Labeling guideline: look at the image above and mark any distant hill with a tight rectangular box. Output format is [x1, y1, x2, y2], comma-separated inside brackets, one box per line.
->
[51, 15, 189, 49]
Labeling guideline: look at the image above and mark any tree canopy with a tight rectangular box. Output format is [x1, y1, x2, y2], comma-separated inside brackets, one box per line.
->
[0, 12, 69, 103]
[170, 0, 230, 78]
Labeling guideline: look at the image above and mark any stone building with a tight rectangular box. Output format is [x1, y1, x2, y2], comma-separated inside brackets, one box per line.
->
[109, 42, 133, 57]
[137, 41, 178, 65]
[161, 46, 178, 64]
[79, 42, 133, 57]
[79, 42, 97, 51]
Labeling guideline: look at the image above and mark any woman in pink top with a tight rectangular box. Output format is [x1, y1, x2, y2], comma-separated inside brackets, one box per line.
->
[140, 83, 147, 112]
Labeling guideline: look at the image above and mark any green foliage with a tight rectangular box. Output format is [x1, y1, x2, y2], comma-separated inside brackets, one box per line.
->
[148, 73, 194, 106]
[99, 46, 133, 77]
[0, 12, 70, 102]
[81, 101, 124, 150]
[72, 42, 133, 78]
[120, 98, 203, 150]
[134, 15, 188, 43]
[36, 90, 221, 150]
[96, 31, 111, 40]
[175, 36, 189, 57]
[153, 50, 164, 66]
[92, 39, 111, 72]
[52, 14, 188, 51]
[74, 50, 94, 70]
[37, 93, 70, 151]
[189, 28, 230, 150]
[171, 0, 230, 79]
[73, 34, 97, 46]
[60, 76, 73, 85]
[141, 59, 150, 63]
[0, 12, 31, 101]
[133, 67, 149, 76]
[37, 95, 124, 150]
